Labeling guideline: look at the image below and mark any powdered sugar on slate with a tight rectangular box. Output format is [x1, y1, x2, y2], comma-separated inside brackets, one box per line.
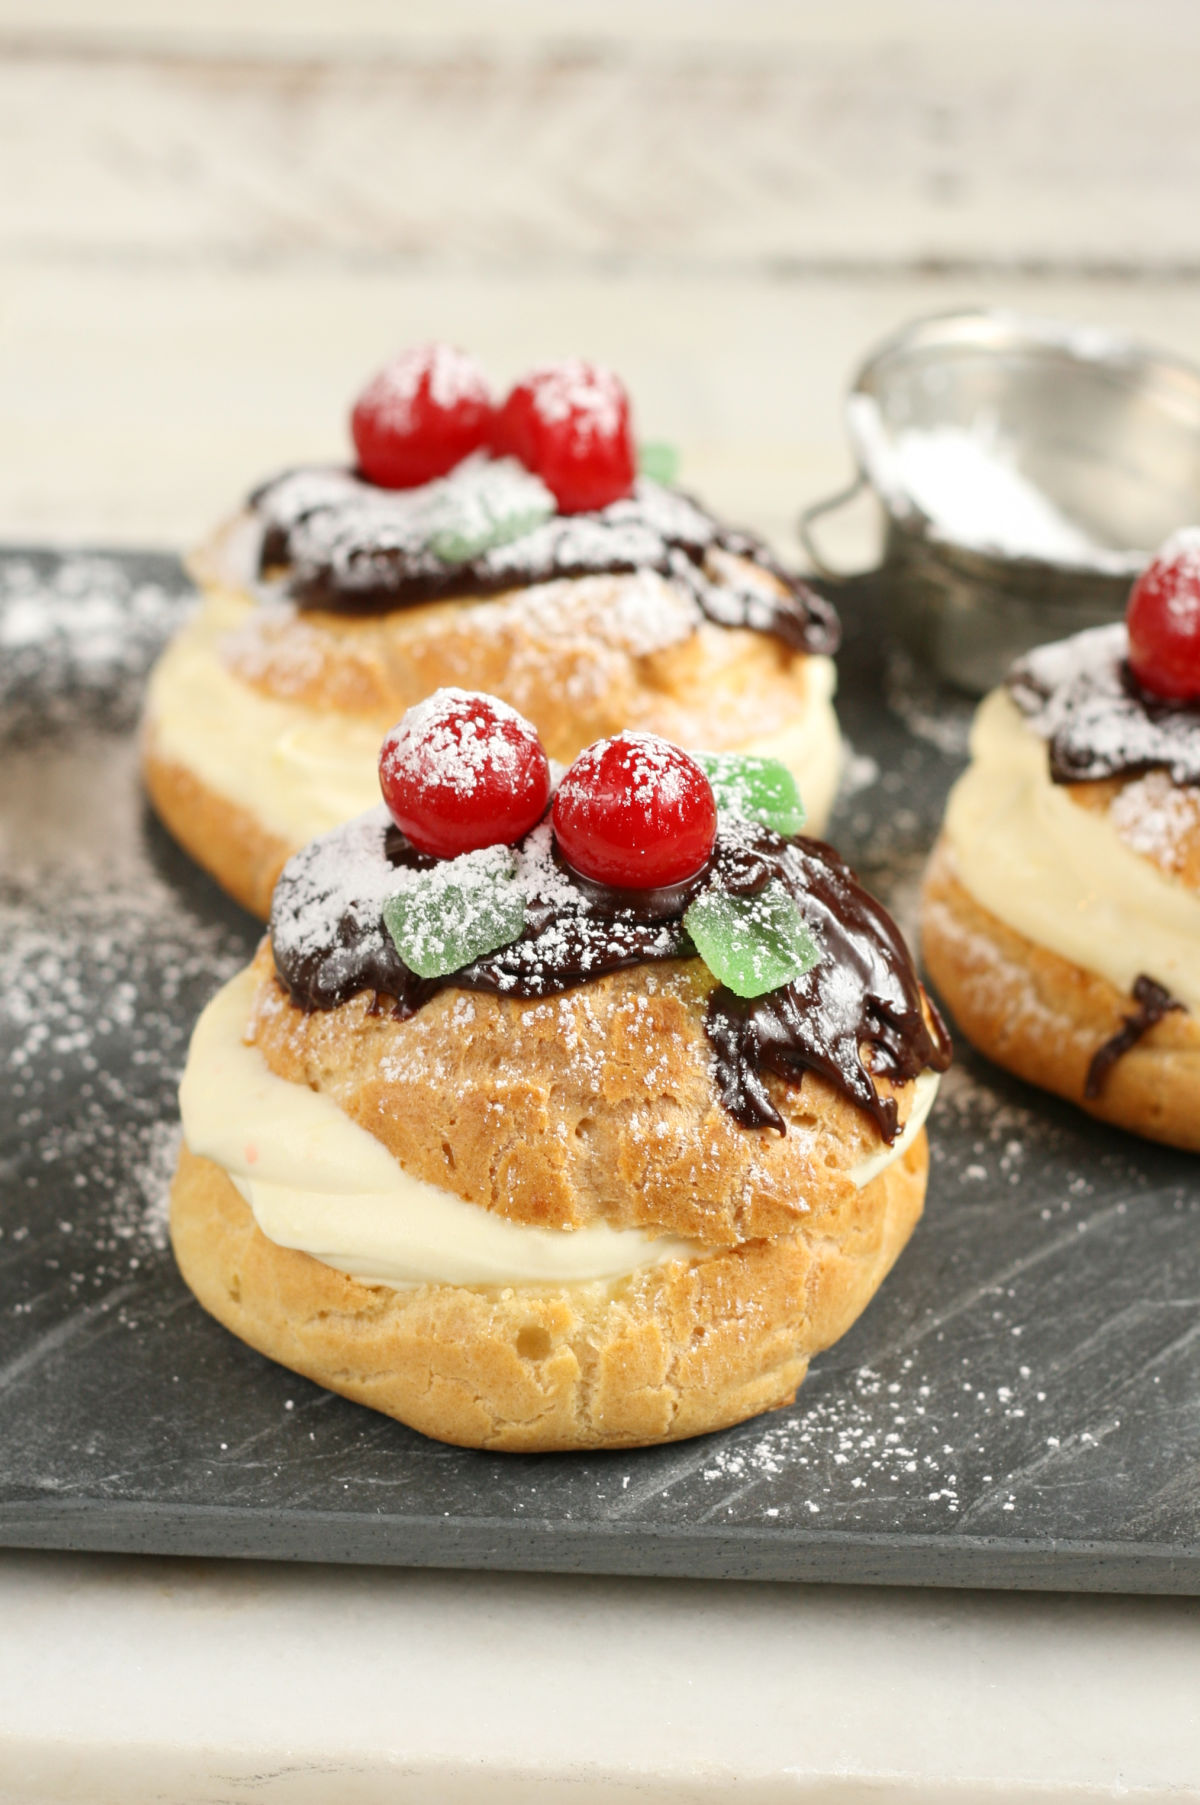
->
[1, 550, 259, 1311]
[2, 857, 247, 1265]
[0, 553, 192, 740]
[4, 820, 250, 1312]
[10, 546, 1196, 1578]
[885, 643, 973, 759]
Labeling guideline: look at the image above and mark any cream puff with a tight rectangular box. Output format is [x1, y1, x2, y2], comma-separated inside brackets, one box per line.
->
[144, 346, 842, 920]
[170, 693, 948, 1450]
[922, 530, 1200, 1150]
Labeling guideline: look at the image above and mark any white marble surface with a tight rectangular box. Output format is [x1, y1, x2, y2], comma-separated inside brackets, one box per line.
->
[3, 3, 1200, 1798]
[1, 1549, 1199, 1802]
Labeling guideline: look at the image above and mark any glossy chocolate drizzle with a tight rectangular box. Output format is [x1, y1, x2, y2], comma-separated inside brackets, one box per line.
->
[270, 811, 950, 1141]
[248, 466, 840, 657]
[1009, 623, 1200, 787]
[1084, 974, 1184, 1099]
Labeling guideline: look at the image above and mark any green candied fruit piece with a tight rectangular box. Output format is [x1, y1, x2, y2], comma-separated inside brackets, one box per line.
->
[427, 459, 556, 564]
[693, 751, 806, 836]
[637, 441, 681, 485]
[684, 879, 820, 1000]
[382, 848, 527, 980]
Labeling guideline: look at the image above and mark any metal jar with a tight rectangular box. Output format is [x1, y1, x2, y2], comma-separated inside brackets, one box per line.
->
[801, 309, 1200, 692]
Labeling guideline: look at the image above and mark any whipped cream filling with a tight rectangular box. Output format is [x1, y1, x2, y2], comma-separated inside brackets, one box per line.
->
[741, 650, 841, 835]
[179, 971, 937, 1292]
[944, 689, 1200, 1011]
[146, 595, 392, 847]
[144, 595, 841, 851]
[851, 1068, 939, 1186]
[181, 970, 706, 1289]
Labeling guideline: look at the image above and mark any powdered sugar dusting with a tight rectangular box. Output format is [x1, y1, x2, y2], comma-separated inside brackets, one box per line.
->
[267, 808, 402, 985]
[1, 551, 259, 1310]
[380, 688, 540, 801]
[512, 819, 584, 912]
[1158, 526, 1200, 597]
[2, 780, 252, 1295]
[564, 731, 695, 812]
[0, 552, 191, 740]
[249, 467, 838, 656]
[880, 421, 1113, 565]
[125, 1119, 183, 1253]
[465, 566, 700, 662]
[263, 457, 554, 588]
[381, 844, 524, 979]
[270, 798, 680, 1012]
[1109, 770, 1200, 869]
[1008, 621, 1127, 740]
[520, 358, 624, 439]
[1010, 621, 1200, 787]
[6, 546, 1198, 1583]
[634, 1055, 1154, 1535]
[269, 804, 688, 1004]
[885, 643, 973, 758]
[358, 344, 490, 434]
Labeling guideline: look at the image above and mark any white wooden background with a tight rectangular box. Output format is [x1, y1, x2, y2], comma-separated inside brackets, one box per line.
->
[6, 11, 1200, 1798]
[3, 0, 1200, 559]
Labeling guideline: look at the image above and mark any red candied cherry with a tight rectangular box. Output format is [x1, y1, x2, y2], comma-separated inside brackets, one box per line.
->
[1127, 528, 1200, 702]
[351, 344, 494, 490]
[379, 689, 551, 859]
[492, 359, 636, 514]
[552, 732, 717, 889]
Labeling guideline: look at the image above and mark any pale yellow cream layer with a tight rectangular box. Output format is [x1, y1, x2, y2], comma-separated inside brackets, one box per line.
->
[741, 650, 841, 835]
[179, 971, 937, 1292]
[944, 689, 1200, 1011]
[146, 595, 391, 847]
[180, 970, 707, 1289]
[851, 1069, 939, 1187]
[145, 595, 842, 850]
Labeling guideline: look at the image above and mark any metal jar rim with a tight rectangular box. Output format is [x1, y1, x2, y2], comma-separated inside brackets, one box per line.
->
[844, 306, 1200, 582]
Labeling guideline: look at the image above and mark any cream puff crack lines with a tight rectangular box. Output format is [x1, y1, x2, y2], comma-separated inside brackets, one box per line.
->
[921, 532, 1200, 1151]
[144, 346, 843, 919]
[170, 697, 948, 1451]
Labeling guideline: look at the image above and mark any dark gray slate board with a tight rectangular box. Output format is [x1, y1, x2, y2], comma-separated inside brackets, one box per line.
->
[2, 546, 1199, 1595]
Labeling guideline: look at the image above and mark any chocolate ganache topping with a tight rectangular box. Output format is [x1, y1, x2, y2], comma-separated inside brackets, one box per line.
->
[1009, 622, 1200, 787]
[248, 466, 840, 657]
[270, 807, 950, 1142]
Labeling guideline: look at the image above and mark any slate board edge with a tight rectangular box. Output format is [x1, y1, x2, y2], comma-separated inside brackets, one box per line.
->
[1, 1503, 1197, 1596]
[6, 546, 1200, 1597]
